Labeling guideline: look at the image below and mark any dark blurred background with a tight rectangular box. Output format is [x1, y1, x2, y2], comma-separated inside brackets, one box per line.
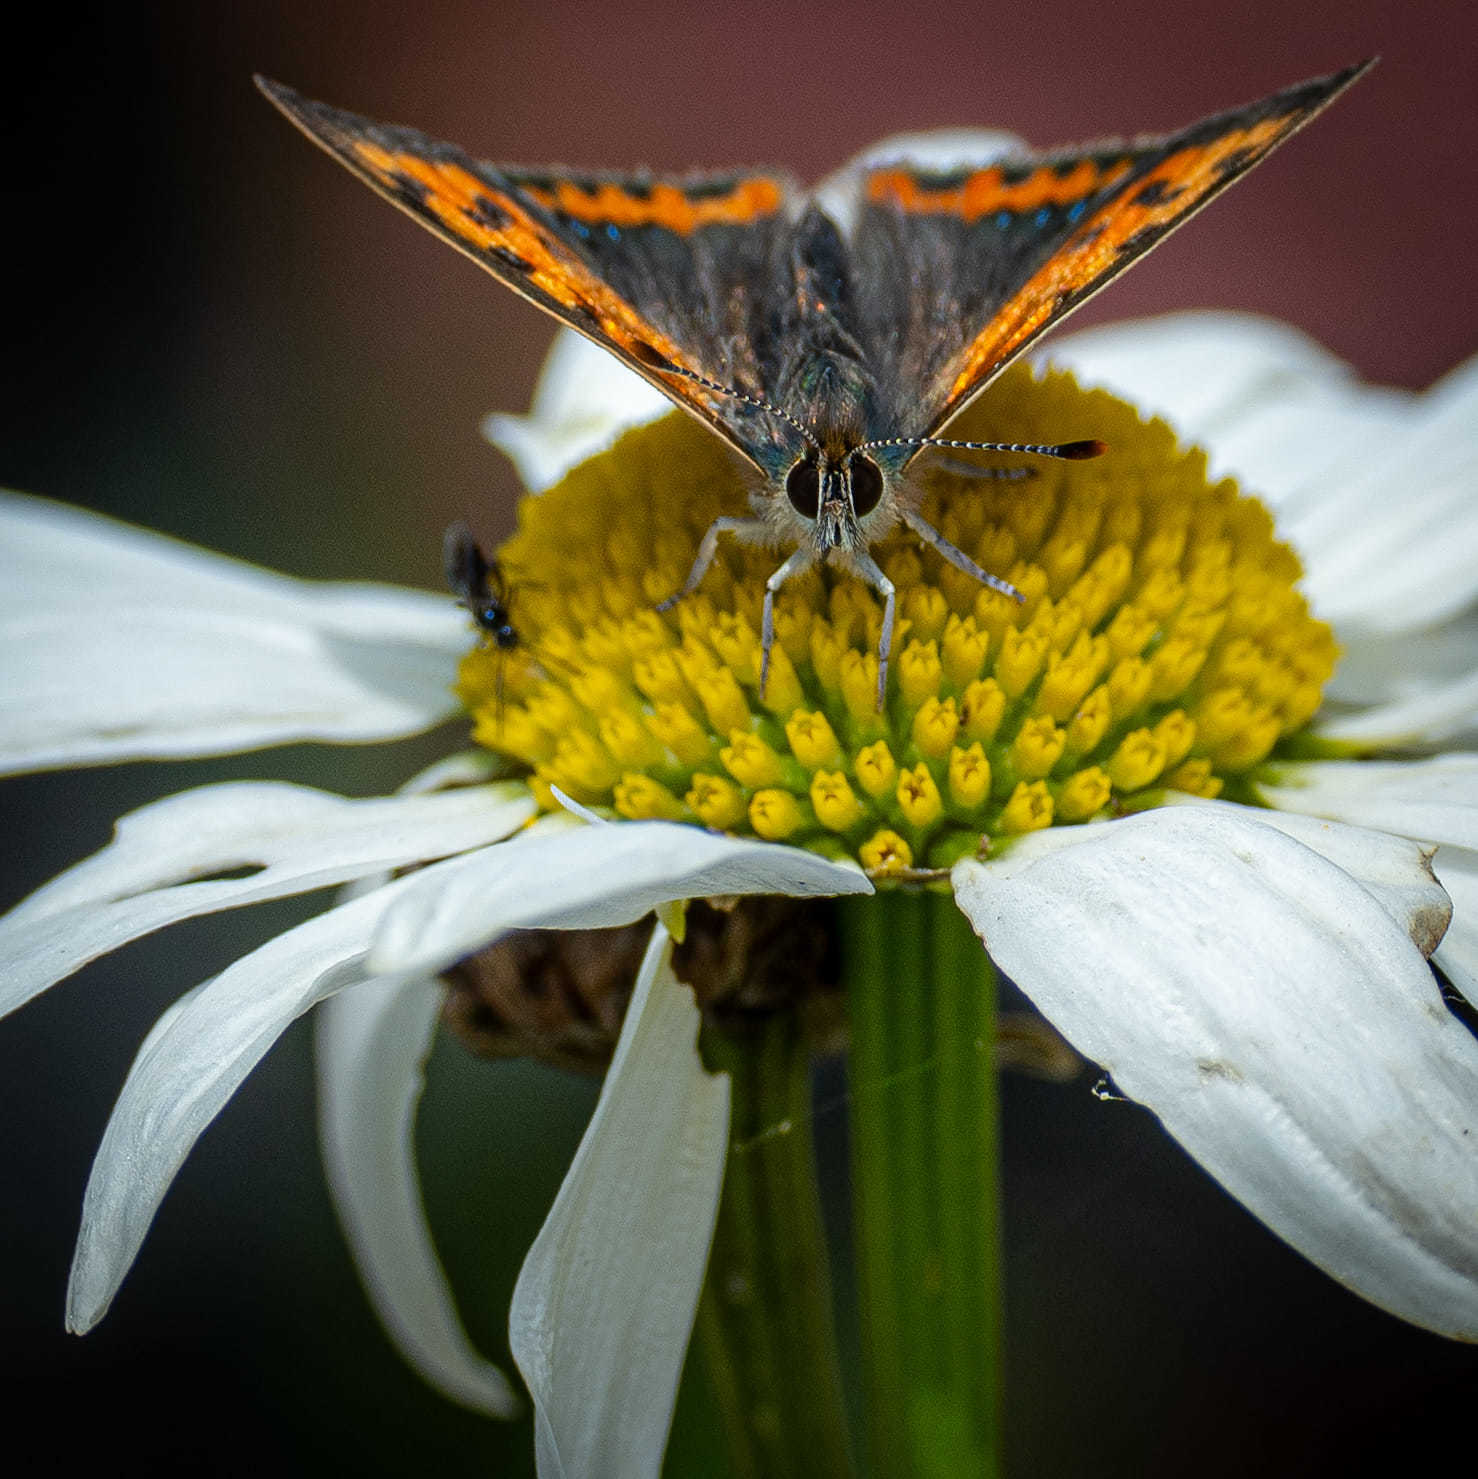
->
[3, 2, 1475, 1474]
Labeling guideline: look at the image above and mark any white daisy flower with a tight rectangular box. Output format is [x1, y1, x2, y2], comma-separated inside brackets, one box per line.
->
[3, 310, 1477, 1476]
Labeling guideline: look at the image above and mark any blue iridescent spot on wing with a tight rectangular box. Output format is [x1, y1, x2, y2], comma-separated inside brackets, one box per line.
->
[1066, 198, 1087, 224]
[604, 222, 621, 242]
[994, 210, 1011, 229]
[1034, 206, 1051, 228]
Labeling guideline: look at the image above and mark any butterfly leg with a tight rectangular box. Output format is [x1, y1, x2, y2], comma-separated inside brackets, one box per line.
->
[900, 507, 1024, 603]
[846, 550, 897, 710]
[656, 516, 761, 613]
[759, 548, 813, 699]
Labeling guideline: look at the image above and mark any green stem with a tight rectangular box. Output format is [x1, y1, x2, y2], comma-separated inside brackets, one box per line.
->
[842, 890, 1002, 1478]
[695, 1011, 856, 1479]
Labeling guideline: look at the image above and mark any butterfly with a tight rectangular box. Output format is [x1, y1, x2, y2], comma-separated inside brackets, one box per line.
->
[260, 62, 1372, 706]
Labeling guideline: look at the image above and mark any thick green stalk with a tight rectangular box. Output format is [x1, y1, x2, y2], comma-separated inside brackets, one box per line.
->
[842, 890, 1002, 1478]
[695, 1011, 856, 1479]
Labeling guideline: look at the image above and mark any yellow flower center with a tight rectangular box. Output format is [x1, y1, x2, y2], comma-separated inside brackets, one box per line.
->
[456, 364, 1335, 878]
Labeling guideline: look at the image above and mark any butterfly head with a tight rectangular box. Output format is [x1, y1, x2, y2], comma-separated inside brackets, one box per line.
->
[782, 447, 890, 556]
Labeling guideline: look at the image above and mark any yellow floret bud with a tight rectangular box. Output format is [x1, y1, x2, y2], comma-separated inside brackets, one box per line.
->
[1010, 715, 1067, 779]
[614, 774, 686, 822]
[1163, 758, 1223, 798]
[947, 743, 991, 808]
[758, 643, 805, 717]
[1152, 710, 1197, 770]
[720, 731, 786, 788]
[898, 639, 943, 707]
[941, 614, 990, 688]
[786, 709, 843, 769]
[811, 771, 866, 832]
[1107, 657, 1154, 720]
[896, 763, 943, 828]
[632, 649, 693, 707]
[840, 649, 882, 723]
[686, 772, 747, 830]
[994, 626, 1046, 698]
[599, 709, 666, 769]
[1056, 766, 1112, 822]
[645, 702, 714, 767]
[749, 788, 806, 841]
[860, 828, 914, 875]
[961, 678, 1007, 742]
[999, 780, 1054, 833]
[1064, 685, 1112, 755]
[911, 696, 960, 759]
[1105, 728, 1168, 792]
[855, 741, 898, 800]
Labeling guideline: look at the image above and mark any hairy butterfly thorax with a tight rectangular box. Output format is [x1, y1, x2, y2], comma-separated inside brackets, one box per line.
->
[260, 62, 1372, 708]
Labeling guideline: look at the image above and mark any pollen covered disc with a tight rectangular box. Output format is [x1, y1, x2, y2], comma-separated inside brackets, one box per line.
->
[456, 365, 1336, 878]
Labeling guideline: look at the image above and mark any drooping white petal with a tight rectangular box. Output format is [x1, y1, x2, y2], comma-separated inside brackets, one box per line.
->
[1432, 846, 1478, 999]
[0, 780, 535, 1019]
[1159, 795, 1451, 955]
[952, 806, 1478, 1338]
[0, 491, 468, 774]
[370, 820, 871, 978]
[1260, 753, 1478, 851]
[65, 874, 423, 1331]
[510, 923, 730, 1478]
[482, 331, 671, 491]
[316, 974, 518, 1418]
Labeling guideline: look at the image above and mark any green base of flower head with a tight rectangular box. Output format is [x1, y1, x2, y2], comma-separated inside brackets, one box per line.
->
[459, 363, 1336, 875]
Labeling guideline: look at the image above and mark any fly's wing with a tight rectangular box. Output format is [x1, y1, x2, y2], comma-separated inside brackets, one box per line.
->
[845, 62, 1373, 449]
[258, 78, 799, 471]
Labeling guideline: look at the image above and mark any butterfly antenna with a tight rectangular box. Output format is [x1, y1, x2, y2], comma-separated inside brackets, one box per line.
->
[860, 435, 1108, 460]
[628, 343, 821, 452]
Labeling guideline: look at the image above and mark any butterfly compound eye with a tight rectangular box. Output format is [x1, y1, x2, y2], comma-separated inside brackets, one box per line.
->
[786, 458, 821, 519]
[849, 455, 884, 516]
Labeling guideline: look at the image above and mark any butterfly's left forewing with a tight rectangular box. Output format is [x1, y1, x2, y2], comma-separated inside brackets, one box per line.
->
[257, 77, 797, 471]
[848, 60, 1374, 447]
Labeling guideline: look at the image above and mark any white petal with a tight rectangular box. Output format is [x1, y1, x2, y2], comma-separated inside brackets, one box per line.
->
[509, 923, 730, 1478]
[952, 806, 1478, 1337]
[0, 780, 534, 1019]
[1318, 667, 1478, 748]
[0, 491, 468, 774]
[370, 821, 871, 978]
[316, 975, 518, 1417]
[1040, 312, 1357, 468]
[482, 331, 671, 490]
[65, 875, 419, 1331]
[1160, 795, 1451, 955]
[1324, 613, 1478, 707]
[1296, 354, 1478, 633]
[1261, 754, 1478, 850]
[1432, 847, 1478, 999]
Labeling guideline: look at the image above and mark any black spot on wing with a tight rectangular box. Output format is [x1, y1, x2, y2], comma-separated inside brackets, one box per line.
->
[1132, 178, 1187, 207]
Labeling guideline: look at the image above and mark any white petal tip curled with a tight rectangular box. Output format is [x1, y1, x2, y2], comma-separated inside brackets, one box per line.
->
[317, 977, 521, 1421]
